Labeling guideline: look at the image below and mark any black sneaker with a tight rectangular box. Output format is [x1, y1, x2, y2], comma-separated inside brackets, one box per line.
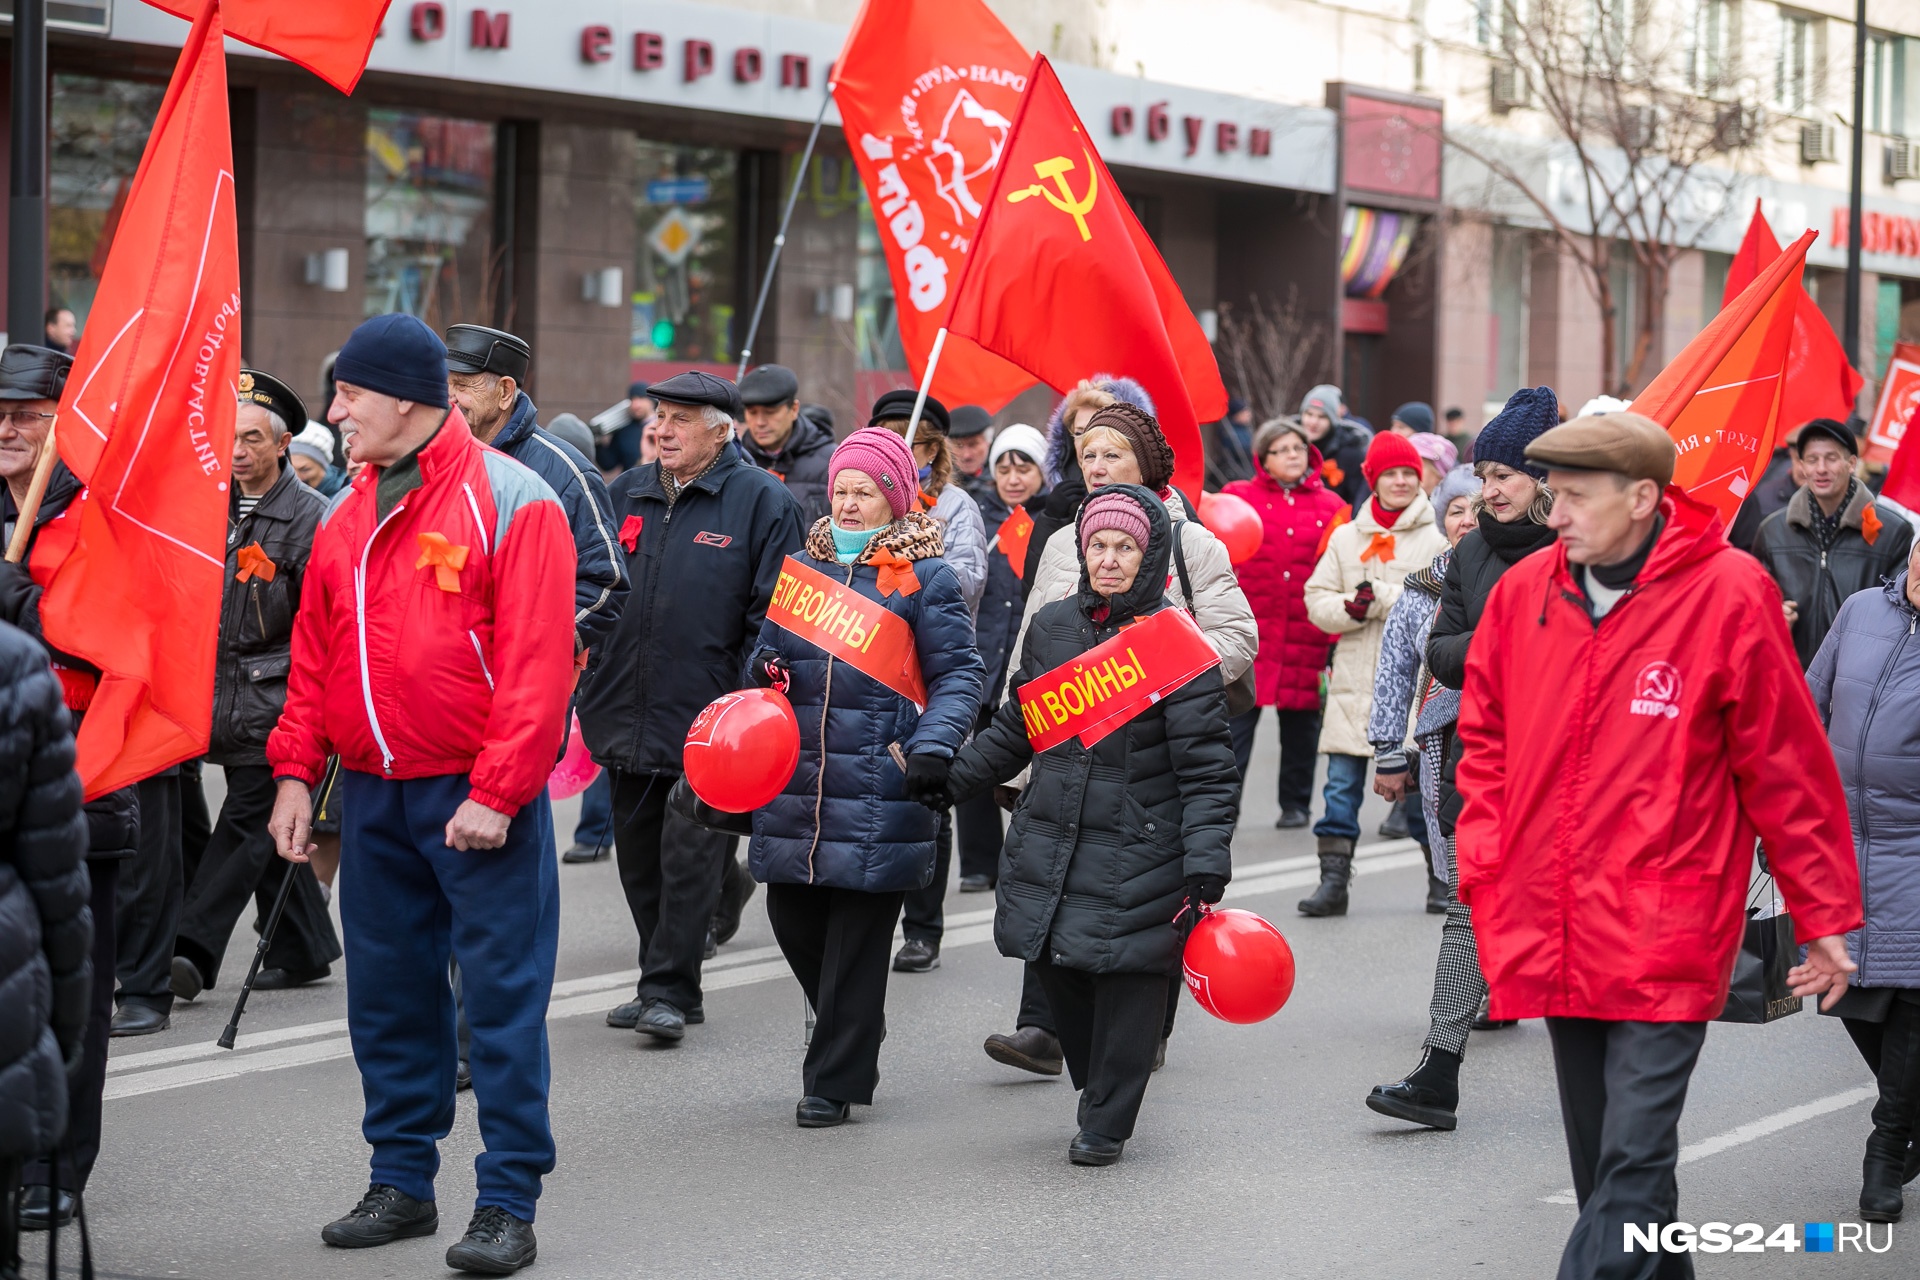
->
[321, 1183, 438, 1248]
[445, 1205, 537, 1275]
[892, 938, 940, 972]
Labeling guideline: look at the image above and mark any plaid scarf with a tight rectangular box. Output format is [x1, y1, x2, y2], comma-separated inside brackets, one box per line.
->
[1810, 478, 1856, 553]
[661, 450, 724, 509]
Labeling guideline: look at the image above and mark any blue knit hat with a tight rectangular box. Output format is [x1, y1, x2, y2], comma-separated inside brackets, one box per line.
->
[333, 314, 450, 409]
[1474, 387, 1560, 479]
[1390, 401, 1434, 433]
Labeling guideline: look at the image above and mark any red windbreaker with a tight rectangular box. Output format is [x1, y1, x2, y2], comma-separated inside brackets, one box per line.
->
[1455, 489, 1861, 1022]
[267, 409, 576, 815]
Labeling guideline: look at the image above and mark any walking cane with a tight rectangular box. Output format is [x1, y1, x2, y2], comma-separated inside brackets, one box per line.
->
[217, 860, 301, 1050]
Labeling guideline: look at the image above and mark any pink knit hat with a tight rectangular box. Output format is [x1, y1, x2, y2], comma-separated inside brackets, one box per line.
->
[829, 427, 917, 520]
[1079, 489, 1152, 554]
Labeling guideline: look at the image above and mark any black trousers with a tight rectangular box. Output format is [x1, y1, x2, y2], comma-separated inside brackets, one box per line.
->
[117, 773, 182, 1010]
[611, 770, 736, 1012]
[179, 758, 211, 887]
[953, 790, 1002, 883]
[1033, 956, 1168, 1141]
[1016, 960, 1182, 1041]
[900, 810, 953, 945]
[1229, 706, 1321, 813]
[175, 764, 341, 988]
[24, 858, 118, 1193]
[765, 882, 905, 1105]
[1547, 1018, 1707, 1280]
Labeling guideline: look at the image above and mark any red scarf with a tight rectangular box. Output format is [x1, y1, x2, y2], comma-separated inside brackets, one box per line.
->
[1369, 496, 1407, 529]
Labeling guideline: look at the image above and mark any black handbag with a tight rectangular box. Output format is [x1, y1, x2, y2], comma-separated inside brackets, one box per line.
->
[1715, 875, 1802, 1024]
[1170, 518, 1257, 717]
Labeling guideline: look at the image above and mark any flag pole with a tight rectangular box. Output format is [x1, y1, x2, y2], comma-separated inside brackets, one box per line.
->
[901, 328, 948, 453]
[5, 417, 58, 563]
[736, 82, 836, 380]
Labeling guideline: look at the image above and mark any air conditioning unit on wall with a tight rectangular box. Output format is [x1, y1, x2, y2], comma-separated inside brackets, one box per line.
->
[1490, 63, 1529, 112]
[1711, 105, 1761, 151]
[1887, 141, 1920, 182]
[1801, 122, 1838, 164]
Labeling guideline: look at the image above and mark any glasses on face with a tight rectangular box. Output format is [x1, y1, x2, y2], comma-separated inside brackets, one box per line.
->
[0, 410, 54, 428]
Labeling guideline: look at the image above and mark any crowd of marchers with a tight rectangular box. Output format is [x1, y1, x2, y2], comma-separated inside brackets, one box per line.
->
[0, 316, 1912, 1280]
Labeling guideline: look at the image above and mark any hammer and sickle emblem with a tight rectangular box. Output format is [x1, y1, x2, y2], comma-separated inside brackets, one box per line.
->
[1006, 149, 1099, 241]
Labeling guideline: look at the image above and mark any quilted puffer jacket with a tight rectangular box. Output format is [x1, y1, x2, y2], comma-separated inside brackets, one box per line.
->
[748, 513, 985, 893]
[1223, 459, 1345, 709]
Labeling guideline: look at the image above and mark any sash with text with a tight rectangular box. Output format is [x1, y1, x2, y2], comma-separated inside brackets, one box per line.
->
[766, 555, 928, 709]
[1018, 608, 1220, 753]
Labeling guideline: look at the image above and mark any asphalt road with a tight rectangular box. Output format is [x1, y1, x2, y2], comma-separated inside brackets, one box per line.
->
[17, 733, 1916, 1279]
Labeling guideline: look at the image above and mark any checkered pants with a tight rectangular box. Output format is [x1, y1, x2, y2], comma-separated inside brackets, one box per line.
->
[1425, 835, 1490, 1057]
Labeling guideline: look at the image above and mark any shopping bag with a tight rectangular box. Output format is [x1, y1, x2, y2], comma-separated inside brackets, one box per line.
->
[1716, 877, 1802, 1024]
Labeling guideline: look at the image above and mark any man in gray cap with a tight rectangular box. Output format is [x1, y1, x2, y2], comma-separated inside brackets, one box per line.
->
[947, 404, 995, 504]
[444, 323, 626, 654]
[737, 362, 834, 525]
[576, 370, 804, 1041]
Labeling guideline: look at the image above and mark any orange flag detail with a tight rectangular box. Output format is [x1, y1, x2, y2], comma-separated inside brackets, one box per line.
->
[145, 0, 391, 95]
[415, 532, 469, 592]
[39, 0, 240, 798]
[1633, 230, 1815, 524]
[234, 542, 276, 583]
[942, 55, 1228, 500]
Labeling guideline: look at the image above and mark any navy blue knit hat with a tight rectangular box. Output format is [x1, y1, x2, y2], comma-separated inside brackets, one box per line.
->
[333, 313, 450, 409]
[1390, 401, 1434, 433]
[1474, 387, 1560, 479]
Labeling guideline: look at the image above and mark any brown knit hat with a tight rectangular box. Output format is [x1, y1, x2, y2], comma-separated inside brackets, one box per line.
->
[1080, 402, 1176, 490]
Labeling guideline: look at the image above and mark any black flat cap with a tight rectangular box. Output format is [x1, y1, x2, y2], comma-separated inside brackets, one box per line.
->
[948, 405, 990, 438]
[237, 368, 307, 434]
[648, 370, 743, 420]
[0, 344, 72, 401]
[738, 364, 800, 407]
[444, 323, 531, 383]
[1792, 417, 1859, 457]
[869, 388, 948, 436]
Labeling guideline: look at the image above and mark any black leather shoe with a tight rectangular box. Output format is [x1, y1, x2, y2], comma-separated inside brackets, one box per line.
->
[1276, 807, 1310, 829]
[1365, 1079, 1459, 1131]
[1069, 1130, 1125, 1165]
[170, 954, 206, 1002]
[445, 1205, 537, 1275]
[703, 928, 717, 960]
[18, 1185, 74, 1232]
[561, 841, 607, 864]
[321, 1183, 439, 1248]
[1152, 1037, 1168, 1072]
[253, 964, 331, 990]
[893, 938, 940, 972]
[711, 857, 756, 945]
[636, 999, 686, 1041]
[983, 1026, 1064, 1075]
[606, 999, 643, 1029]
[1471, 994, 1517, 1031]
[456, 1059, 473, 1092]
[796, 1096, 850, 1127]
[110, 1002, 169, 1037]
[958, 873, 993, 893]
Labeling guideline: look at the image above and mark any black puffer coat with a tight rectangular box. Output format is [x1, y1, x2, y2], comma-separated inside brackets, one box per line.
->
[974, 485, 1046, 701]
[209, 462, 324, 766]
[740, 412, 836, 527]
[0, 621, 91, 1161]
[1752, 481, 1914, 669]
[948, 485, 1238, 976]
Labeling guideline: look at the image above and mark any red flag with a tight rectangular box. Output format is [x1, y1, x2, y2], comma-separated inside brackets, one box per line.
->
[43, 0, 240, 797]
[1720, 202, 1864, 437]
[144, 0, 390, 95]
[833, 0, 1037, 410]
[942, 55, 1227, 499]
[1634, 230, 1814, 525]
[1883, 403, 1920, 512]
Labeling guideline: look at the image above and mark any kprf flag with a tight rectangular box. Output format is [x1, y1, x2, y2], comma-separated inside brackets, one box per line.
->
[943, 55, 1227, 500]
[1866, 341, 1920, 460]
[1633, 230, 1814, 525]
[1721, 202, 1863, 440]
[44, 0, 240, 797]
[143, 0, 390, 94]
[833, 0, 1037, 411]
[1882, 403, 1920, 512]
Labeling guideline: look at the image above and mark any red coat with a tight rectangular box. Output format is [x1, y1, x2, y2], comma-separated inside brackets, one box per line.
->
[1455, 491, 1861, 1022]
[268, 409, 577, 815]
[1223, 462, 1345, 710]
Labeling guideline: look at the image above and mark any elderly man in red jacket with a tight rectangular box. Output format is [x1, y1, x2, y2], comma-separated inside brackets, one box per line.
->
[267, 314, 575, 1277]
[1455, 412, 1862, 1280]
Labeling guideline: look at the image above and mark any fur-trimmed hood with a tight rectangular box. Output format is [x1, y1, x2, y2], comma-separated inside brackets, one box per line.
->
[1043, 375, 1156, 484]
[804, 511, 946, 564]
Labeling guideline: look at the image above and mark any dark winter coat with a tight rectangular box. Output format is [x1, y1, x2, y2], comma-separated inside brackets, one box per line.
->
[1752, 481, 1913, 669]
[491, 391, 627, 651]
[0, 621, 91, 1161]
[749, 514, 985, 893]
[209, 463, 323, 766]
[948, 485, 1238, 977]
[974, 485, 1047, 701]
[1222, 460, 1345, 710]
[1311, 419, 1373, 505]
[740, 412, 836, 528]
[577, 446, 805, 776]
[1728, 448, 1797, 553]
[1808, 573, 1920, 987]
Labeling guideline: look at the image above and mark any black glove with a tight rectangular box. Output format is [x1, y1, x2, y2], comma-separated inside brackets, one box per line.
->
[903, 753, 951, 810]
[750, 653, 791, 692]
[1178, 873, 1227, 928]
[1344, 581, 1375, 621]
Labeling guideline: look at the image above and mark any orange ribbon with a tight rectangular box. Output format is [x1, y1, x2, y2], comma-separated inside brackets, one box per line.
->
[1322, 458, 1345, 487]
[235, 542, 276, 583]
[416, 531, 470, 592]
[1359, 532, 1396, 564]
[868, 546, 922, 598]
[1863, 506, 1883, 546]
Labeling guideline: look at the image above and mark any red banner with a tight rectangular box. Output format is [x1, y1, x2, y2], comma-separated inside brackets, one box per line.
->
[766, 556, 927, 708]
[1868, 341, 1920, 460]
[145, 0, 390, 95]
[1018, 608, 1220, 753]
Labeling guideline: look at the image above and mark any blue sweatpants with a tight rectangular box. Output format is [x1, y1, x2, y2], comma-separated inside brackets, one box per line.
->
[338, 770, 560, 1221]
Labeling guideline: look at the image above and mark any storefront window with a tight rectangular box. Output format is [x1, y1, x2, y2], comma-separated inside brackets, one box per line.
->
[49, 73, 166, 332]
[631, 141, 738, 366]
[365, 109, 496, 328]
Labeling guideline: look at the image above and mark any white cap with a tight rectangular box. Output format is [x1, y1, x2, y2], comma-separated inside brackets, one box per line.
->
[1576, 395, 1632, 418]
[988, 423, 1049, 479]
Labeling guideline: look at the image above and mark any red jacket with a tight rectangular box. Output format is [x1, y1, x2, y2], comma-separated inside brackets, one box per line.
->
[1455, 491, 1861, 1022]
[1223, 460, 1345, 710]
[267, 409, 576, 815]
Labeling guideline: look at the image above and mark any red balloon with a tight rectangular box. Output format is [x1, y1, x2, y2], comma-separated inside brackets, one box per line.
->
[1198, 491, 1263, 564]
[1183, 908, 1296, 1023]
[548, 711, 601, 800]
[683, 688, 801, 813]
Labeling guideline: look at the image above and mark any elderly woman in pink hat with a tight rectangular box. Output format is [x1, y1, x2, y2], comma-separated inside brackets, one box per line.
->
[745, 427, 985, 1129]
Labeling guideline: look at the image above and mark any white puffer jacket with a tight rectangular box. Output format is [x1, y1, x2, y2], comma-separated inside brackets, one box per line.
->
[1302, 490, 1447, 757]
